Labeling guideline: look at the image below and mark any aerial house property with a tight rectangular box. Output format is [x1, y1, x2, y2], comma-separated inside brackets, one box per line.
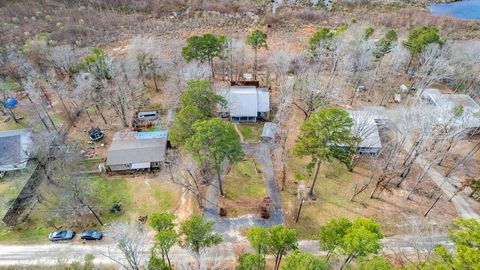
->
[348, 110, 382, 156]
[419, 88, 480, 133]
[219, 84, 270, 123]
[106, 130, 168, 172]
[0, 128, 32, 172]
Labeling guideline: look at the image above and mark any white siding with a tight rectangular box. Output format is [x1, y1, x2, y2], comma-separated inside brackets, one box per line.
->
[257, 89, 270, 113]
[131, 162, 151, 169]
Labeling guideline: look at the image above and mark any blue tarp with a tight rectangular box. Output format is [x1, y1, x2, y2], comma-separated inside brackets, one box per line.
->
[136, 131, 168, 140]
[3, 98, 17, 109]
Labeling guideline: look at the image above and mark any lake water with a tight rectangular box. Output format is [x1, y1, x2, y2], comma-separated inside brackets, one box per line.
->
[429, 0, 480, 20]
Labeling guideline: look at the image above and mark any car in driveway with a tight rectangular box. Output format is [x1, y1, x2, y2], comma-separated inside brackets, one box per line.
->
[48, 230, 75, 241]
[80, 230, 103, 240]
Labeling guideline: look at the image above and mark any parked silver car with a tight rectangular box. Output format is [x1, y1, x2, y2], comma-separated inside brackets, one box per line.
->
[48, 230, 75, 241]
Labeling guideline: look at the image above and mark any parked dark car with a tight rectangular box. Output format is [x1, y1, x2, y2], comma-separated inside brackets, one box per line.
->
[81, 230, 103, 240]
[48, 230, 75, 241]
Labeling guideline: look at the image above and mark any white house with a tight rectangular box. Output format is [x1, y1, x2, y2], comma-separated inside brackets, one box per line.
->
[419, 88, 480, 132]
[219, 86, 270, 123]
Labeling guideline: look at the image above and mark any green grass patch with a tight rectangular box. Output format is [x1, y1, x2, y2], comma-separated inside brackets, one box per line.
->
[81, 159, 103, 164]
[148, 125, 161, 131]
[223, 158, 266, 200]
[282, 153, 359, 239]
[50, 113, 64, 126]
[146, 103, 162, 112]
[0, 226, 51, 243]
[238, 124, 263, 143]
[0, 166, 36, 218]
[0, 175, 181, 243]
[0, 116, 28, 131]
[136, 188, 174, 215]
[86, 106, 97, 113]
[88, 175, 132, 222]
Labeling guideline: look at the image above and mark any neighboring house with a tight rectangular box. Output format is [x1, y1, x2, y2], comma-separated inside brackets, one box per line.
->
[106, 131, 168, 172]
[348, 110, 382, 156]
[219, 86, 270, 123]
[0, 129, 32, 172]
[419, 88, 480, 131]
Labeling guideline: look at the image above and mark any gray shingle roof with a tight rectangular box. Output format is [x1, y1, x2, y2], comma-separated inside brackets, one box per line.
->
[106, 131, 167, 166]
[0, 128, 32, 171]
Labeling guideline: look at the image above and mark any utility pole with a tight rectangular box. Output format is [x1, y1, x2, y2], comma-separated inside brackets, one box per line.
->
[424, 193, 443, 217]
[295, 198, 304, 223]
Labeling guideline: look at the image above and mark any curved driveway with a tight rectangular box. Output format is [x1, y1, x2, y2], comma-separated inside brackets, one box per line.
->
[204, 142, 284, 240]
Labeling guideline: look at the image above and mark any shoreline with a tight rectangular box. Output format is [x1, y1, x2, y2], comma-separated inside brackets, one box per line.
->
[431, 0, 460, 3]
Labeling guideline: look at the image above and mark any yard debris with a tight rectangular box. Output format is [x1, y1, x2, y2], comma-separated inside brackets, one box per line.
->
[138, 215, 148, 224]
[260, 197, 272, 219]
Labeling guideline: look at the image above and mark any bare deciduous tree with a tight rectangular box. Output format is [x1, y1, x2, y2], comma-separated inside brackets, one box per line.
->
[104, 222, 149, 270]
[166, 150, 204, 210]
[414, 44, 453, 101]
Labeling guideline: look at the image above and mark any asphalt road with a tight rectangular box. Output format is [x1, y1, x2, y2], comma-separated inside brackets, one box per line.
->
[0, 234, 451, 266]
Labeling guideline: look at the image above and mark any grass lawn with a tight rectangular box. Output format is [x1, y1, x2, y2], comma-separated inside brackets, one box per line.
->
[282, 153, 367, 239]
[87, 175, 179, 222]
[0, 113, 28, 131]
[127, 176, 177, 217]
[0, 174, 180, 243]
[0, 166, 36, 220]
[0, 109, 63, 133]
[281, 148, 456, 239]
[0, 226, 52, 243]
[220, 157, 267, 216]
[89, 175, 133, 222]
[238, 124, 263, 143]
[147, 125, 161, 131]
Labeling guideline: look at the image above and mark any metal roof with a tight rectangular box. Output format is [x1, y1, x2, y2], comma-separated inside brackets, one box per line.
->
[261, 122, 277, 139]
[219, 86, 270, 117]
[420, 89, 480, 129]
[348, 111, 382, 149]
[106, 131, 167, 166]
[0, 128, 32, 171]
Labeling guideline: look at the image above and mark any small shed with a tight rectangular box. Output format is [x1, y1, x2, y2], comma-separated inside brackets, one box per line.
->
[261, 122, 277, 142]
[400, 84, 409, 92]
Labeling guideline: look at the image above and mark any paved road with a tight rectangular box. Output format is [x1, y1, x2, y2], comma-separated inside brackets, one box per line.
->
[0, 234, 451, 266]
[0, 241, 237, 267]
[204, 142, 284, 240]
